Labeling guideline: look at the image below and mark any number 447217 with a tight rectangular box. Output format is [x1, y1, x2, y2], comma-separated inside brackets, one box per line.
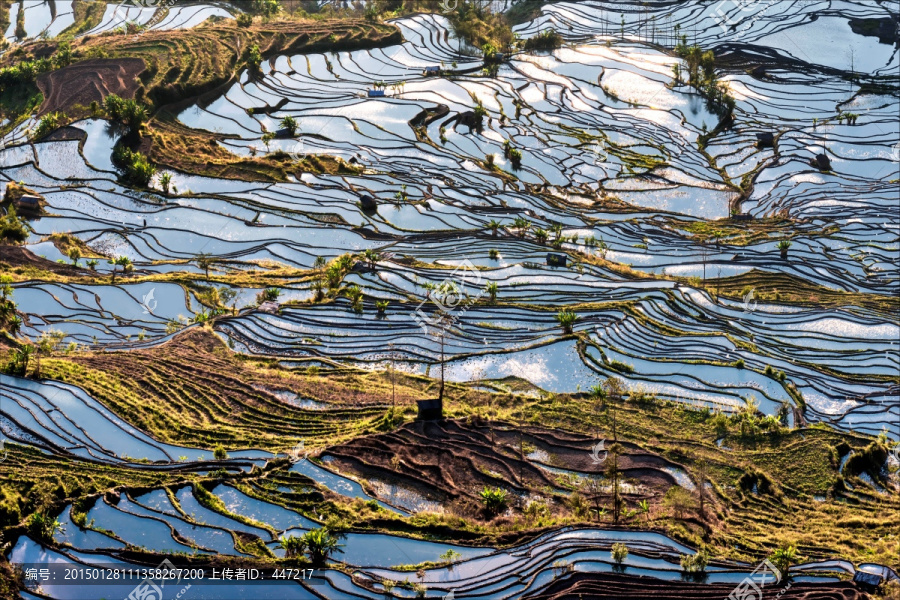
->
[272, 568, 316, 580]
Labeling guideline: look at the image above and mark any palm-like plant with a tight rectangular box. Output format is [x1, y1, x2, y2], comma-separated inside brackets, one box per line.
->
[376, 300, 388, 314]
[769, 545, 796, 578]
[301, 528, 344, 566]
[512, 217, 530, 236]
[478, 487, 508, 515]
[485, 281, 499, 303]
[533, 228, 549, 244]
[159, 172, 173, 195]
[777, 239, 792, 259]
[280, 115, 298, 137]
[638, 499, 650, 525]
[361, 249, 380, 270]
[555, 309, 578, 334]
[277, 534, 306, 559]
[14, 344, 34, 374]
[26, 512, 64, 545]
[487, 220, 501, 236]
[109, 256, 133, 281]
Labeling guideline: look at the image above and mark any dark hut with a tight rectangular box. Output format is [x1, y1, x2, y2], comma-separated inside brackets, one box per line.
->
[547, 253, 567, 267]
[812, 153, 832, 171]
[416, 399, 443, 421]
[359, 195, 378, 211]
[756, 132, 775, 148]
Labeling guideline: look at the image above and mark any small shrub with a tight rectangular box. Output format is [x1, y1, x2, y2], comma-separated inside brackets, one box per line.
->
[611, 542, 628, 564]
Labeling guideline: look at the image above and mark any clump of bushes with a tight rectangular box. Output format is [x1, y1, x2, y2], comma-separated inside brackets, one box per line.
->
[112, 147, 156, 187]
[523, 29, 562, 51]
[0, 204, 28, 243]
[32, 112, 67, 140]
[103, 94, 148, 134]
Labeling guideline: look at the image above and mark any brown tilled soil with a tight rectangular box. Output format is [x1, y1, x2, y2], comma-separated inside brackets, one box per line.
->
[35, 58, 145, 116]
[326, 419, 690, 519]
[524, 572, 870, 600]
[0, 245, 90, 275]
[47, 328, 391, 448]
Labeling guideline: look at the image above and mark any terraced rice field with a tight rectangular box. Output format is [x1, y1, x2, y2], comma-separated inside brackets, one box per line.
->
[0, 1, 898, 599]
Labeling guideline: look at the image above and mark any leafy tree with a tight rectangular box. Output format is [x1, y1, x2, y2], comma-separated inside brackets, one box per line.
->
[769, 544, 797, 578]
[555, 309, 577, 334]
[606, 442, 624, 522]
[67, 247, 81, 266]
[0, 275, 13, 300]
[213, 445, 228, 460]
[247, 44, 263, 71]
[280, 115, 298, 137]
[86, 259, 98, 271]
[611, 542, 628, 565]
[0, 204, 29, 243]
[252, 0, 280, 17]
[195, 253, 216, 281]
